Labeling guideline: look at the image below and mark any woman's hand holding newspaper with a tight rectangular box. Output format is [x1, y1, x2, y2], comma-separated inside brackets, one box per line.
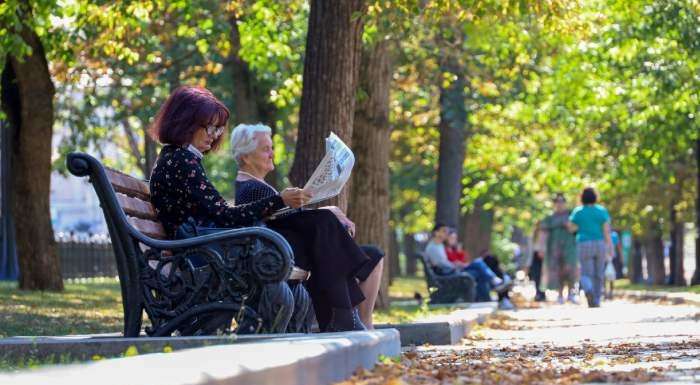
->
[281, 188, 313, 208]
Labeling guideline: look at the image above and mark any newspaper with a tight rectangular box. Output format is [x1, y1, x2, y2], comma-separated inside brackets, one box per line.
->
[302, 132, 355, 205]
[271, 132, 354, 217]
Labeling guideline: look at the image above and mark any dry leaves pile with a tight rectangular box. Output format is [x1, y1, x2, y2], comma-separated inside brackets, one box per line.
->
[509, 292, 542, 309]
[336, 341, 694, 385]
[620, 294, 687, 306]
[336, 315, 700, 385]
[481, 313, 531, 331]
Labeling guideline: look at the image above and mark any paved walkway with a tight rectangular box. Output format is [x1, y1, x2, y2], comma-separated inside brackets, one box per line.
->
[338, 296, 700, 384]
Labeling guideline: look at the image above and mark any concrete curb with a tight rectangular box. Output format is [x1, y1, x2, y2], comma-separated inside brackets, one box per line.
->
[376, 302, 497, 346]
[1, 329, 401, 385]
[0, 333, 306, 363]
[616, 289, 700, 305]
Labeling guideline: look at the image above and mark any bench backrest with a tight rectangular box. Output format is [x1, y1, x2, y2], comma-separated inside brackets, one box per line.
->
[67, 153, 158, 336]
[104, 167, 166, 239]
[416, 251, 440, 288]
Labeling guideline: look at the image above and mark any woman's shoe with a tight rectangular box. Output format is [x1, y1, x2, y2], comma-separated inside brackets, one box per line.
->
[492, 276, 512, 293]
[324, 308, 367, 332]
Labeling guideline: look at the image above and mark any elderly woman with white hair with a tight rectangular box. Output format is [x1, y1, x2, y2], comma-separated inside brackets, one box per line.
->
[231, 123, 384, 332]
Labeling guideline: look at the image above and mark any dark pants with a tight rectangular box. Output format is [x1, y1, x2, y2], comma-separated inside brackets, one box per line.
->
[529, 252, 544, 297]
[483, 254, 509, 301]
[612, 252, 624, 279]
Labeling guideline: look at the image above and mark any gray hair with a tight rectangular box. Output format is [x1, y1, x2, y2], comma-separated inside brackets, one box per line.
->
[230, 123, 272, 165]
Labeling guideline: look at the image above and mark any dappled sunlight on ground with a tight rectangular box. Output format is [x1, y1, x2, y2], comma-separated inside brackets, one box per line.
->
[0, 279, 123, 337]
[337, 294, 700, 385]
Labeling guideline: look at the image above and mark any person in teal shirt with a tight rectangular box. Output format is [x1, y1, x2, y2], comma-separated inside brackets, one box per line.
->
[540, 194, 578, 304]
[567, 187, 613, 308]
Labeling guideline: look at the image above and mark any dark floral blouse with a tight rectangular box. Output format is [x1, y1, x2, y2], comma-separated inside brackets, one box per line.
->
[149, 145, 285, 238]
[236, 179, 302, 218]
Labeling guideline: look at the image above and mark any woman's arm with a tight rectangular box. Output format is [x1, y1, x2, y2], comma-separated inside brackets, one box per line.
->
[603, 222, 613, 261]
[184, 158, 285, 227]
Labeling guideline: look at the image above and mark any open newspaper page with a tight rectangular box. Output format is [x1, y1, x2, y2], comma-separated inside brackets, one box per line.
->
[302, 132, 355, 205]
[272, 132, 354, 216]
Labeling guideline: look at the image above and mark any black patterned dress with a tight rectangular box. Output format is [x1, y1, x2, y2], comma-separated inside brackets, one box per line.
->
[150, 145, 284, 237]
[236, 179, 384, 331]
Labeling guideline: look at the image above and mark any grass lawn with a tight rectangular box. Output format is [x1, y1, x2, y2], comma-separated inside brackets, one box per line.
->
[387, 274, 429, 301]
[0, 279, 123, 338]
[0, 275, 440, 337]
[614, 278, 700, 294]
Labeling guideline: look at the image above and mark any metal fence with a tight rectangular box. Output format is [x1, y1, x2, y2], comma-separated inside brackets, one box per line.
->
[56, 234, 117, 279]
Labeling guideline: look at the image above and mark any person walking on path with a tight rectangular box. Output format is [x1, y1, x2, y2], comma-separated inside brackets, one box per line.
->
[567, 187, 614, 308]
[530, 221, 546, 302]
[541, 194, 579, 304]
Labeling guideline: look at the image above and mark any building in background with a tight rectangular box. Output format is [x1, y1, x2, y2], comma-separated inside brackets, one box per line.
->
[50, 172, 107, 235]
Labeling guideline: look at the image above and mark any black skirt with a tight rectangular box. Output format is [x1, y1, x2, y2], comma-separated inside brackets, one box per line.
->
[266, 209, 383, 328]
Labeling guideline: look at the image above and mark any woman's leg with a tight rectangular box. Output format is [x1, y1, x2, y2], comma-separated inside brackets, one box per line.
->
[530, 254, 545, 300]
[592, 244, 607, 306]
[482, 254, 503, 278]
[578, 242, 601, 307]
[310, 278, 365, 332]
[358, 260, 383, 329]
[464, 261, 497, 301]
[465, 259, 498, 282]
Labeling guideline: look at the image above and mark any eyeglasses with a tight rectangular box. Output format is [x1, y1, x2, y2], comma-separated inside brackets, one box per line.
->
[205, 125, 225, 138]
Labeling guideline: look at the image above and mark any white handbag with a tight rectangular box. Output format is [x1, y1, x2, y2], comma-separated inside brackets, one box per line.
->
[604, 262, 616, 280]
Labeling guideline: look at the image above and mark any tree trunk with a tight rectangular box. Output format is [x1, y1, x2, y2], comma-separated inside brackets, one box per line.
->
[121, 117, 146, 177]
[461, 201, 494, 258]
[347, 39, 391, 308]
[630, 238, 644, 284]
[226, 10, 281, 189]
[1, 26, 63, 290]
[644, 222, 665, 286]
[289, 0, 366, 212]
[0, 104, 18, 280]
[668, 203, 686, 286]
[692, 138, 700, 285]
[435, 61, 467, 229]
[669, 204, 676, 285]
[389, 228, 401, 280]
[403, 232, 418, 276]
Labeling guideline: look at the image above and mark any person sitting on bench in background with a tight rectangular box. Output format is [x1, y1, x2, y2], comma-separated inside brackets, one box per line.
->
[479, 249, 516, 310]
[424, 223, 511, 301]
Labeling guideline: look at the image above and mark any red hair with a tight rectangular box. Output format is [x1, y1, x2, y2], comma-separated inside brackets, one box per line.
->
[149, 86, 230, 151]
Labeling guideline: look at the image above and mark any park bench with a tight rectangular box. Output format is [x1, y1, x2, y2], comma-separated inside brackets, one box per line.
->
[417, 252, 476, 304]
[67, 152, 311, 337]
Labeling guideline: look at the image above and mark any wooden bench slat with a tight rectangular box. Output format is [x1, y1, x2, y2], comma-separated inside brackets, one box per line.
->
[117, 193, 157, 220]
[127, 216, 167, 239]
[106, 168, 150, 200]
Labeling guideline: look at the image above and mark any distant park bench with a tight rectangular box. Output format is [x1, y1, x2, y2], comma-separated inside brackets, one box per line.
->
[67, 152, 310, 337]
[417, 252, 476, 304]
